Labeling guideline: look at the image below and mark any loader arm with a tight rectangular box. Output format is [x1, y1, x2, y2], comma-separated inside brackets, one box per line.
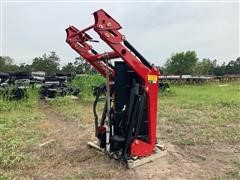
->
[66, 9, 160, 157]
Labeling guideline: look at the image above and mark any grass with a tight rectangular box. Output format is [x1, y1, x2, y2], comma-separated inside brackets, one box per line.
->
[72, 74, 105, 100]
[0, 75, 239, 179]
[49, 75, 106, 124]
[158, 82, 240, 145]
[51, 76, 240, 145]
[48, 96, 95, 124]
[54, 77, 240, 146]
[0, 87, 43, 178]
[0, 74, 104, 177]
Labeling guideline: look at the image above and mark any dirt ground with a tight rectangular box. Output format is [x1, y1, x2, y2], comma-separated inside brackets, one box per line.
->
[23, 105, 239, 179]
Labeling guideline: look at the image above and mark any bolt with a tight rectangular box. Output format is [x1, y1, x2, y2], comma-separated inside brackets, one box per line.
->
[99, 24, 103, 28]
[106, 22, 111, 27]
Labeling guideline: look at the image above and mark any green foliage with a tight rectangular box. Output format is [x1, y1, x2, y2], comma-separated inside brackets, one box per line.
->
[1, 53, 239, 76]
[62, 62, 76, 74]
[0, 87, 39, 111]
[193, 58, 212, 75]
[74, 57, 93, 74]
[72, 75, 105, 99]
[18, 63, 32, 72]
[165, 50, 198, 75]
[62, 57, 97, 74]
[31, 51, 60, 75]
[159, 82, 240, 145]
[213, 64, 226, 76]
[0, 88, 42, 170]
[163, 52, 239, 76]
[225, 57, 240, 74]
[48, 96, 75, 106]
[0, 56, 18, 72]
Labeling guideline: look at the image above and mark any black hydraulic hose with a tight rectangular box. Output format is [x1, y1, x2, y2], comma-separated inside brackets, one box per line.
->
[93, 92, 99, 137]
[123, 40, 152, 69]
[91, 49, 98, 55]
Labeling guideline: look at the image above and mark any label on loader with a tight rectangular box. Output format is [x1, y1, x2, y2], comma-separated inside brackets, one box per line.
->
[148, 75, 158, 83]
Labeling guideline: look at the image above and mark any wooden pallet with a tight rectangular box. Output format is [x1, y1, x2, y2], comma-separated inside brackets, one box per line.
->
[87, 141, 167, 169]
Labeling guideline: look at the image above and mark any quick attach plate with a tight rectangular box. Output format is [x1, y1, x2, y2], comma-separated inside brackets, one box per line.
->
[87, 141, 167, 169]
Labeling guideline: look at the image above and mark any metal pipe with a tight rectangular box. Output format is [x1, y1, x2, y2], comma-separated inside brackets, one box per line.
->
[105, 55, 111, 153]
[80, 24, 94, 33]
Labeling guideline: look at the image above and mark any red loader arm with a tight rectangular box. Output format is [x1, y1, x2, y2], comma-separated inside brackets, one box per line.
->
[66, 9, 160, 157]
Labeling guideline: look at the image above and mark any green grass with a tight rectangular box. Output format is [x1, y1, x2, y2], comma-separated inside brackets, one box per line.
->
[1, 77, 239, 178]
[0, 88, 43, 178]
[48, 96, 91, 123]
[72, 75, 105, 100]
[48, 75, 105, 123]
[48, 95, 104, 124]
[158, 82, 240, 145]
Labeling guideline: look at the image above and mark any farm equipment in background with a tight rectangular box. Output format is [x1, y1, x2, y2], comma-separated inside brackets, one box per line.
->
[39, 73, 80, 99]
[159, 82, 170, 92]
[31, 71, 46, 85]
[0, 71, 80, 100]
[0, 72, 10, 86]
[0, 72, 29, 100]
[66, 9, 166, 168]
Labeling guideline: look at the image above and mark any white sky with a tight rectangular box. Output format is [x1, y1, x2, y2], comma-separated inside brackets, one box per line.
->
[0, 1, 239, 67]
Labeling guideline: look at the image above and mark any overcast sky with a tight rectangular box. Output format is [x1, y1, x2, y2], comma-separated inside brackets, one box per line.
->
[1, 1, 239, 67]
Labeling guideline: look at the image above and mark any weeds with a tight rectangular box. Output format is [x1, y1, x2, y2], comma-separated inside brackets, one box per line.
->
[72, 75, 105, 100]
[0, 78, 239, 179]
[0, 88, 43, 177]
[158, 82, 240, 145]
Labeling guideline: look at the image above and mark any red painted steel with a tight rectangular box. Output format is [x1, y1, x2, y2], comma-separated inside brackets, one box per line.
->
[65, 9, 160, 157]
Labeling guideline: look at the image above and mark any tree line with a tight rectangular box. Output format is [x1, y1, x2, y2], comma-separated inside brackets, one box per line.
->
[0, 51, 239, 76]
[161, 51, 239, 76]
[0, 51, 96, 75]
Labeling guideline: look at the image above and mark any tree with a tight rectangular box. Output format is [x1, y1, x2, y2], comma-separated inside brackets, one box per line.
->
[193, 58, 212, 75]
[208, 59, 217, 75]
[74, 57, 93, 74]
[2, 56, 14, 65]
[0, 56, 6, 71]
[225, 57, 240, 74]
[62, 62, 76, 73]
[0, 56, 18, 72]
[31, 51, 60, 75]
[165, 50, 198, 76]
[157, 66, 166, 75]
[235, 57, 240, 74]
[18, 63, 32, 72]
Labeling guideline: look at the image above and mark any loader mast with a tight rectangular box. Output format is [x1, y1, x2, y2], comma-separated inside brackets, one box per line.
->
[66, 9, 160, 159]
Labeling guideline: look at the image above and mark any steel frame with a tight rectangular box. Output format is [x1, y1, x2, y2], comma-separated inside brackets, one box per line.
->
[66, 9, 160, 157]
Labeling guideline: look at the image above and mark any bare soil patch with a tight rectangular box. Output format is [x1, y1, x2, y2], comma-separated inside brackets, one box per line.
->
[22, 104, 239, 179]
